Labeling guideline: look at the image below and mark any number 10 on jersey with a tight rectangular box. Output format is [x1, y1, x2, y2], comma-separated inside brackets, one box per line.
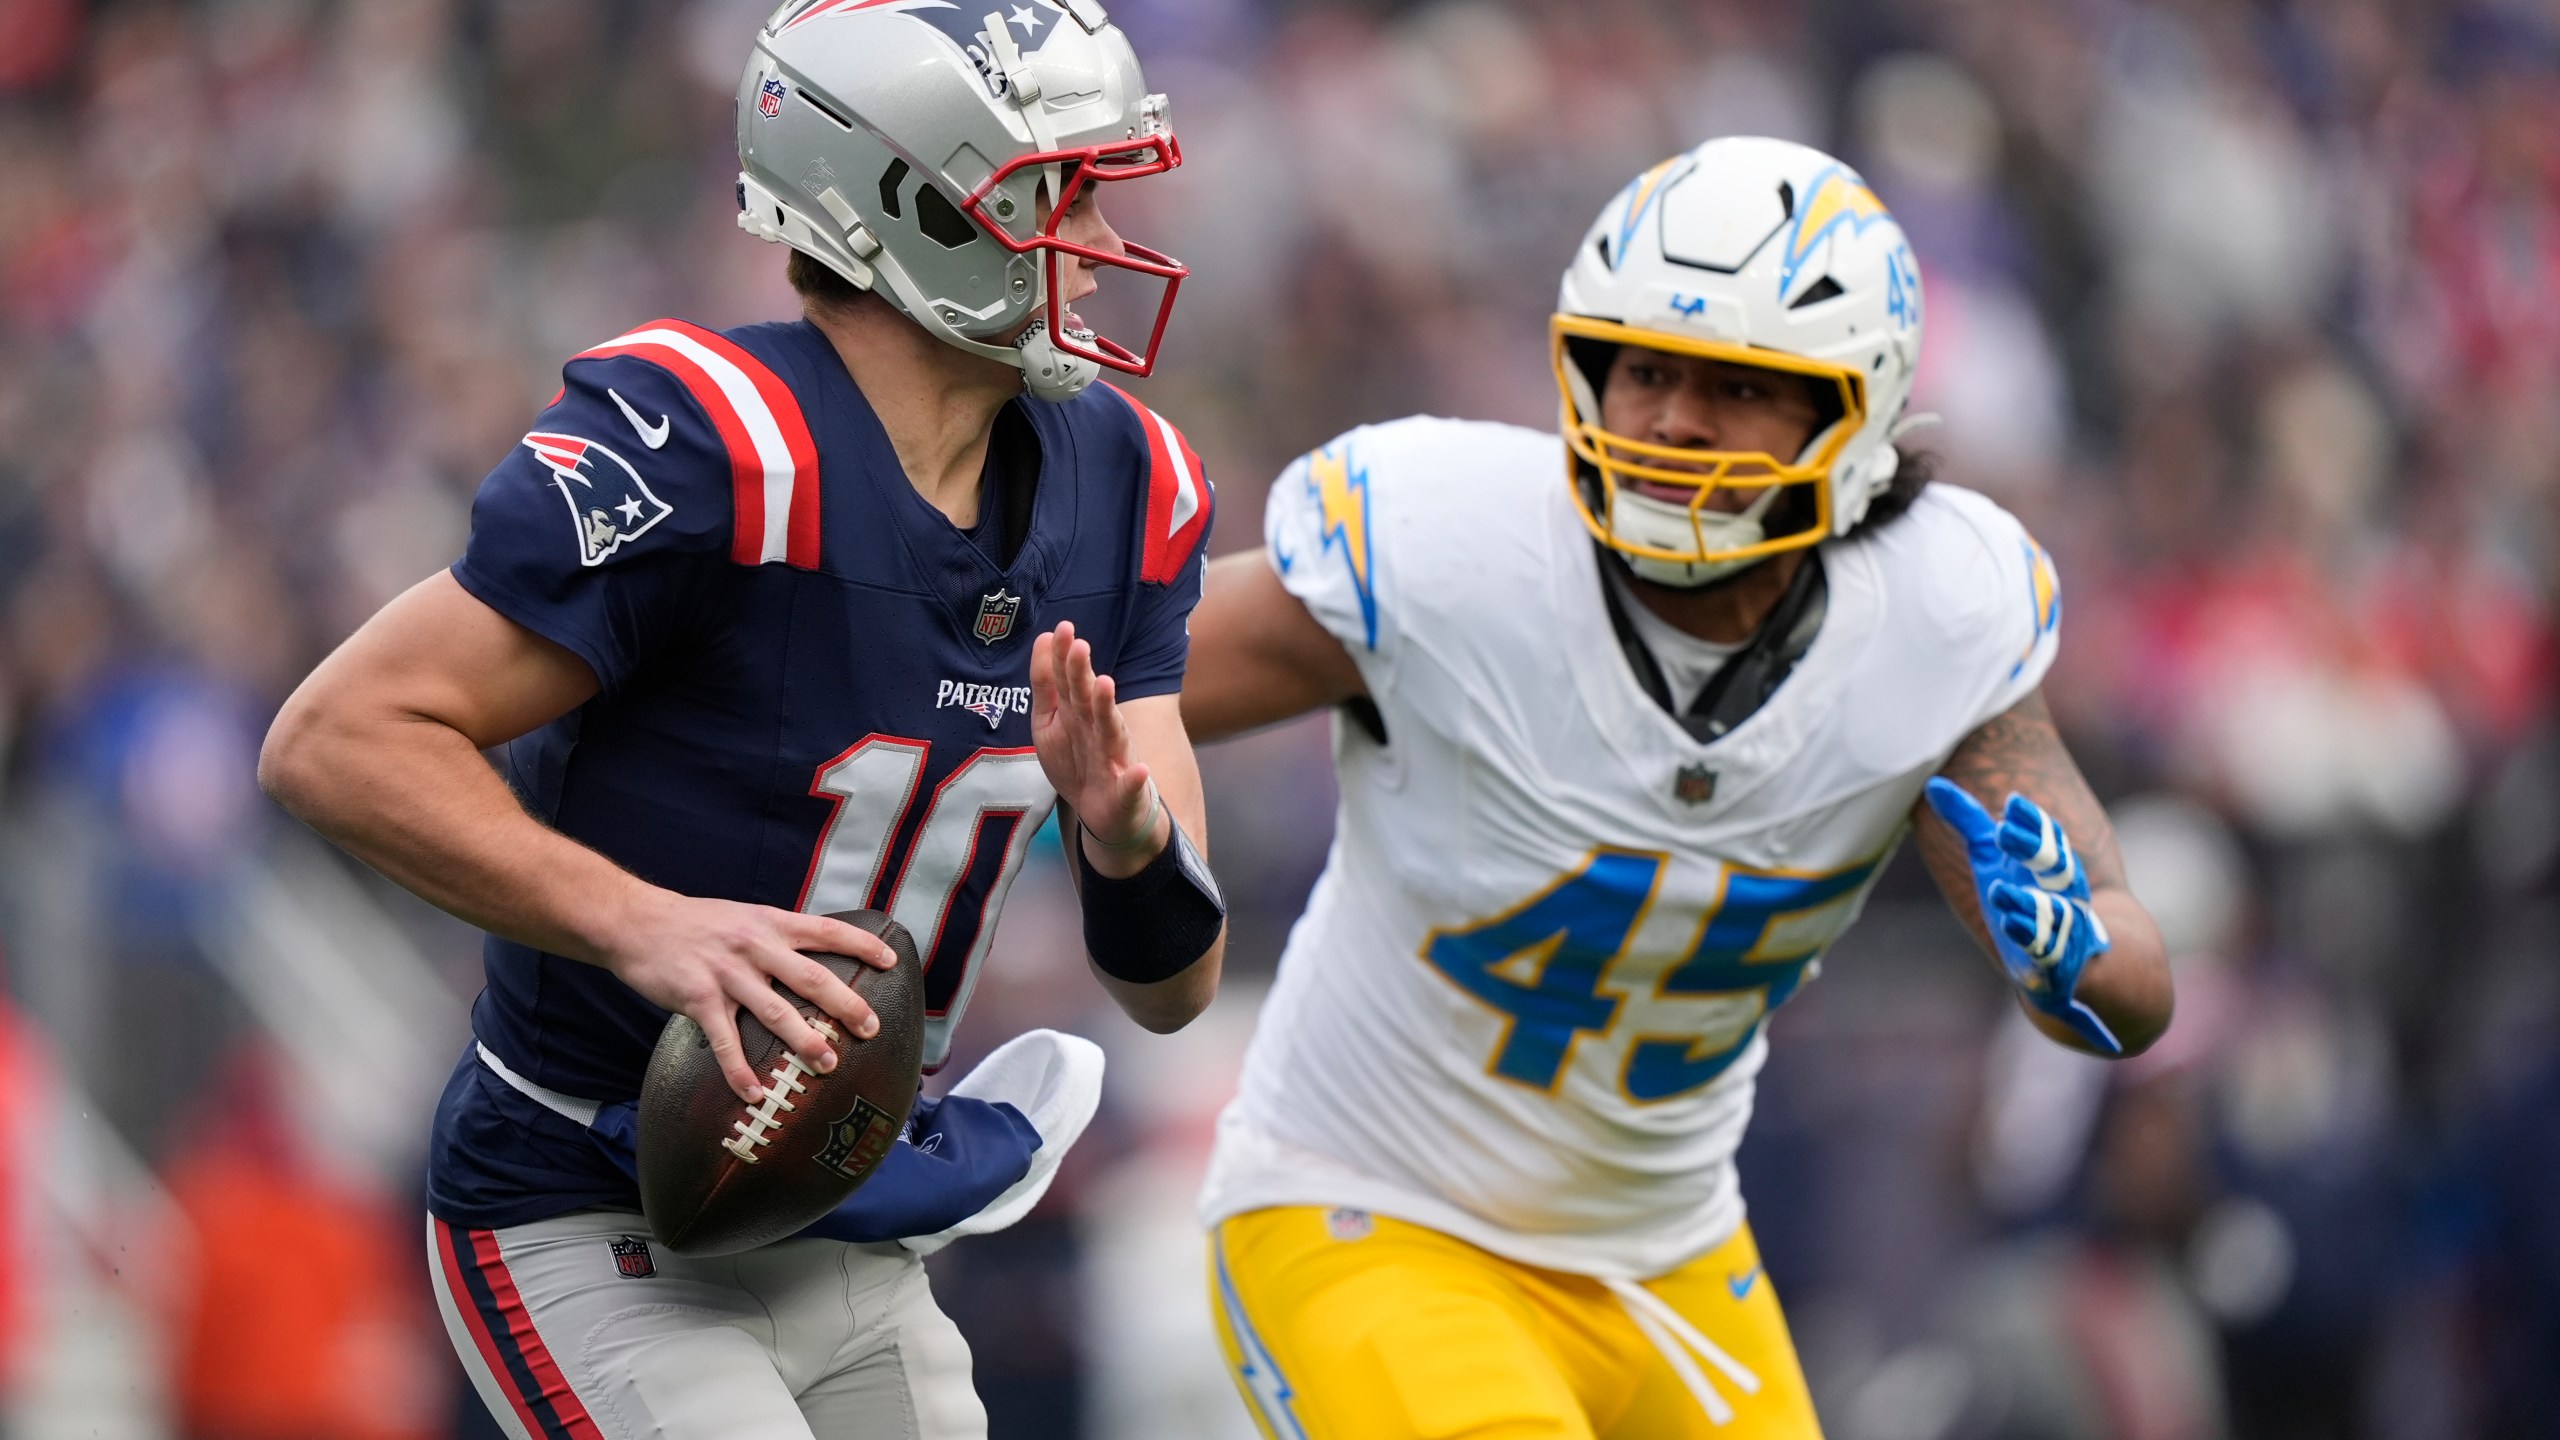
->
[1421, 849, 1883, 1103]
[797, 737, 1057, 1037]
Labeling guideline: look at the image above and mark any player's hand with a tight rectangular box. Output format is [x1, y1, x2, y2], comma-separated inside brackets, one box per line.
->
[597, 893, 895, 1103]
[1923, 778, 2122, 1055]
[1029, 621, 1162, 861]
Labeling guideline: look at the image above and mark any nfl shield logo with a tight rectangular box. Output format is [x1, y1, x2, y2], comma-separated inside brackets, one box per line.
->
[814, 1096, 900, 1181]
[973, 589, 1021, 645]
[757, 75, 786, 119]
[1674, 763, 1717, 806]
[609, 1236, 655, 1279]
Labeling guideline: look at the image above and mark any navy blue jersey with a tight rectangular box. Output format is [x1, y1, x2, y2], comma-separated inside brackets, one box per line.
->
[426, 317, 1211, 1229]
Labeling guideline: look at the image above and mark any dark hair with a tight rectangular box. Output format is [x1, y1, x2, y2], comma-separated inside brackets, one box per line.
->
[1851, 445, 1934, 535]
[787, 248, 869, 316]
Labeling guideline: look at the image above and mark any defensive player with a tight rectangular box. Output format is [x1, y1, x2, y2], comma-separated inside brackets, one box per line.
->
[259, 5, 1223, 1437]
[1181, 137, 2173, 1438]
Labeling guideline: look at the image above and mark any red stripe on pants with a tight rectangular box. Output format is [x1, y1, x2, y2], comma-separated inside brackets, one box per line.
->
[436, 1218, 607, 1440]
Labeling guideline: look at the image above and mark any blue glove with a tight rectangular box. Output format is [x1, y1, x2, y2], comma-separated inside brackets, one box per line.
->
[1923, 777, 2122, 1055]
[587, 1094, 1042, 1244]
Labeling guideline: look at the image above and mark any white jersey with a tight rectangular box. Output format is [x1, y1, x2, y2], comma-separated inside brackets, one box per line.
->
[1199, 417, 2062, 1279]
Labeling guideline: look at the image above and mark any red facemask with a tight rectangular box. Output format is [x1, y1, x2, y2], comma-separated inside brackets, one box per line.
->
[964, 132, 1186, 376]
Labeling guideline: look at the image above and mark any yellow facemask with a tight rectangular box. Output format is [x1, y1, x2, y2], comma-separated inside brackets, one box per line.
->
[1551, 313, 1868, 572]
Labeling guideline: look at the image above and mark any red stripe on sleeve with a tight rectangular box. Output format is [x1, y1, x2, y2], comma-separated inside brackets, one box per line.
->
[655, 319, 824, 569]
[576, 329, 769, 566]
[1099, 383, 1212, 585]
[1161, 423, 1211, 581]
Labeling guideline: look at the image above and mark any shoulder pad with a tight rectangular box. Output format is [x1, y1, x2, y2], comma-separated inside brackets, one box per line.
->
[1097, 383, 1212, 585]
[1890, 483, 2062, 691]
[1266, 427, 1387, 654]
[569, 320, 822, 570]
[1264, 417, 1559, 656]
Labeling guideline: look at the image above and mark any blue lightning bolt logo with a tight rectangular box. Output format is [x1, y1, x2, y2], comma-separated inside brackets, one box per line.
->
[1217, 1244, 1308, 1438]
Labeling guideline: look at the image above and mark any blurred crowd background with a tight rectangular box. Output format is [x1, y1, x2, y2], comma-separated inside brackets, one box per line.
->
[0, 0, 2553, 1435]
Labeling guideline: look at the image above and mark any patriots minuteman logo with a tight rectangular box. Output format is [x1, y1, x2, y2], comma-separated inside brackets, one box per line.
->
[521, 432, 674, 566]
[779, 0, 1077, 96]
[782, 0, 1072, 49]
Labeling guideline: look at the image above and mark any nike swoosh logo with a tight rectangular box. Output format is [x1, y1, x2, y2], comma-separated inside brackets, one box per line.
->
[608, 388, 670, 450]
[1727, 1266, 1762, 1300]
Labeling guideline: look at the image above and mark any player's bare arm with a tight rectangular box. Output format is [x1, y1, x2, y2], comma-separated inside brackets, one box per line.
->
[1032, 620, 1224, 1030]
[1179, 548, 1367, 743]
[1913, 690, 2173, 1055]
[259, 570, 894, 1103]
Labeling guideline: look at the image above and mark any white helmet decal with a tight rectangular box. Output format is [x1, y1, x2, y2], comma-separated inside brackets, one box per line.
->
[1554, 137, 1925, 584]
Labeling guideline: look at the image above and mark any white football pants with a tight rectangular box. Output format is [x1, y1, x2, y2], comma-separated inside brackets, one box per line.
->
[429, 1210, 986, 1440]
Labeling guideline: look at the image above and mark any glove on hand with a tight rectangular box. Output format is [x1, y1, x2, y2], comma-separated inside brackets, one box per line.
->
[1923, 777, 2122, 1056]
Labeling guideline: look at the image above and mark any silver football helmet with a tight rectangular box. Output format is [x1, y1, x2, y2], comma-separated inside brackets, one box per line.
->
[736, 0, 1185, 400]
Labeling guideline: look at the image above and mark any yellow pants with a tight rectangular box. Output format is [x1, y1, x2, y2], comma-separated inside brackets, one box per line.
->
[1208, 1207, 1823, 1440]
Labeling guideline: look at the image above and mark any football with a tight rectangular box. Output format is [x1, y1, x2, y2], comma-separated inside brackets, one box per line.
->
[635, 909, 926, 1257]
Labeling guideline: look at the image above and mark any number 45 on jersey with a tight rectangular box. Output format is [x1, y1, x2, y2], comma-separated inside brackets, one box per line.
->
[1423, 850, 1884, 1103]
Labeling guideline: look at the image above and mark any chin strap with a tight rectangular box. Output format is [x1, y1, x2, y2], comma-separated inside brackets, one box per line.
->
[977, 9, 1101, 401]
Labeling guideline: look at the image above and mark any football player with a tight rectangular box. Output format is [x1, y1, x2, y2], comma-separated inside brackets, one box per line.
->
[259, 4, 1224, 1437]
[1180, 137, 2174, 1438]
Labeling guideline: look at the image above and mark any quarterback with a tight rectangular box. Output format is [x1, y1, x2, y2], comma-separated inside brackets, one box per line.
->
[261, 4, 1224, 1437]
[1181, 137, 2172, 1438]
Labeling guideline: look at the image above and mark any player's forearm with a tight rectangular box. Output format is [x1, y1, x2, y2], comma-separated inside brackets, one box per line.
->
[2067, 886, 2171, 1052]
[1068, 733, 1225, 1030]
[1178, 660, 1332, 743]
[260, 703, 646, 963]
[1182, 550, 1366, 743]
[1093, 947, 1222, 1032]
[1920, 691, 2177, 1056]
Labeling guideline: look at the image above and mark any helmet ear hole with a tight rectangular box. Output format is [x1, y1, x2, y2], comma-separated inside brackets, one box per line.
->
[878, 159, 909, 219]
[1788, 276, 1844, 309]
[915, 185, 978, 249]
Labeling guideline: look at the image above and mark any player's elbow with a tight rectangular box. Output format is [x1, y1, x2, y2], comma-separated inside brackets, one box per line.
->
[258, 688, 325, 815]
[258, 679, 365, 825]
[2104, 983, 2174, 1058]
[2089, 896, 2175, 1058]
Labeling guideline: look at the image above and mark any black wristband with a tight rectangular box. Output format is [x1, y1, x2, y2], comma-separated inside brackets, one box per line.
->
[1075, 812, 1226, 985]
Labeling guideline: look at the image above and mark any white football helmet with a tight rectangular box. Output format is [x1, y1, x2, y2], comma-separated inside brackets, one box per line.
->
[1554, 136, 1925, 584]
[736, 0, 1184, 400]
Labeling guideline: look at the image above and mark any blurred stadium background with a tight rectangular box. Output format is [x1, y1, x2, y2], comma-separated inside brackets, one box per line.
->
[0, 0, 2554, 1435]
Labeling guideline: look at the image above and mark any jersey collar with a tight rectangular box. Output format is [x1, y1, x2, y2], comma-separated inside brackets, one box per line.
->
[1550, 488, 1879, 827]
